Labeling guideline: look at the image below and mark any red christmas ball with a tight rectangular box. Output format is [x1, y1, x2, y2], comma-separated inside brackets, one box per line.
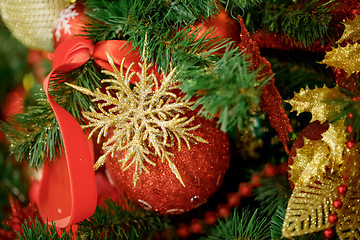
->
[53, 3, 87, 48]
[105, 115, 230, 214]
[191, 7, 241, 45]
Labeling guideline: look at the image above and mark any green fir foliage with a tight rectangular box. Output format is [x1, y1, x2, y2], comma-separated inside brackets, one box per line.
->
[1, 61, 102, 168]
[18, 218, 71, 240]
[78, 199, 170, 239]
[253, 175, 291, 217]
[179, 46, 269, 132]
[85, 0, 221, 72]
[17, 200, 170, 240]
[243, 0, 336, 47]
[203, 208, 270, 240]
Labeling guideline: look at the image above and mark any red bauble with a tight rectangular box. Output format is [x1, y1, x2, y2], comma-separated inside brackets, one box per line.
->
[333, 199, 343, 209]
[105, 115, 230, 214]
[328, 213, 338, 224]
[191, 7, 241, 44]
[53, 3, 87, 48]
[337, 184, 347, 196]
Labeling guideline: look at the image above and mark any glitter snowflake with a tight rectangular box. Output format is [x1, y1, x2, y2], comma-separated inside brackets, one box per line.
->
[54, 4, 79, 42]
[67, 50, 206, 187]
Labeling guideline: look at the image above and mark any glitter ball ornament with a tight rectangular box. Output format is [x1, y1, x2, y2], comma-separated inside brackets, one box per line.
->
[0, 0, 70, 51]
[105, 114, 230, 214]
[53, 2, 87, 48]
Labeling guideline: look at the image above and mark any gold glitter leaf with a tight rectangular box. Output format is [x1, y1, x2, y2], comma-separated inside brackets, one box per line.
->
[286, 85, 345, 123]
[336, 185, 360, 240]
[67, 50, 207, 187]
[282, 172, 341, 238]
[289, 138, 331, 188]
[337, 15, 360, 44]
[320, 43, 360, 76]
[336, 145, 360, 240]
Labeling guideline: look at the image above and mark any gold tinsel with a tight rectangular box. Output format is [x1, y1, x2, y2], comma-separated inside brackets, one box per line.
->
[0, 0, 70, 51]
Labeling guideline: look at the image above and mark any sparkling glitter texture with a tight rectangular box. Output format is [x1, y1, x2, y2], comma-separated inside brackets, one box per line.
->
[0, 0, 70, 51]
[105, 113, 230, 214]
[283, 121, 343, 238]
[68, 49, 206, 187]
[337, 15, 360, 44]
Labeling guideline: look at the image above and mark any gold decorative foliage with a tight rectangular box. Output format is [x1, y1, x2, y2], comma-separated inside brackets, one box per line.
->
[68, 52, 206, 187]
[282, 171, 341, 238]
[337, 15, 360, 44]
[320, 43, 360, 76]
[289, 138, 331, 188]
[286, 85, 345, 123]
[336, 145, 360, 240]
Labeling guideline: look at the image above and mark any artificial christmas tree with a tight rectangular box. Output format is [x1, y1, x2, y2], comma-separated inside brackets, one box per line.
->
[1, 0, 360, 239]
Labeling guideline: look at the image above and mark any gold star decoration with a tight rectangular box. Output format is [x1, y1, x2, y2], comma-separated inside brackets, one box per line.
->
[285, 85, 345, 123]
[67, 48, 206, 187]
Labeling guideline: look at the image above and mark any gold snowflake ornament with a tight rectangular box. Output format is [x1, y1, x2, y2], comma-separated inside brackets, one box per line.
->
[67, 51, 206, 187]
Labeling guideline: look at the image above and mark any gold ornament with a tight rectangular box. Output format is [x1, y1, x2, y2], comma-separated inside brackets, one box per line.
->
[68, 51, 206, 187]
[282, 170, 341, 238]
[336, 15, 360, 44]
[286, 85, 345, 123]
[0, 0, 70, 51]
[320, 43, 360, 76]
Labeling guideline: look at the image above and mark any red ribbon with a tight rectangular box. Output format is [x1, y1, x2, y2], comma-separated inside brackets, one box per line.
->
[38, 37, 142, 228]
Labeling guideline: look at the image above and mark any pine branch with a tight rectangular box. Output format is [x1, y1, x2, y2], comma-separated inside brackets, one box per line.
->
[179, 46, 270, 132]
[84, 0, 226, 73]
[1, 61, 102, 168]
[254, 175, 291, 217]
[77, 199, 171, 239]
[270, 205, 286, 240]
[243, 0, 336, 47]
[18, 218, 71, 240]
[203, 208, 270, 240]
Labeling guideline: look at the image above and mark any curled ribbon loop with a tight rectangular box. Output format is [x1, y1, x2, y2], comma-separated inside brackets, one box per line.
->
[38, 37, 141, 228]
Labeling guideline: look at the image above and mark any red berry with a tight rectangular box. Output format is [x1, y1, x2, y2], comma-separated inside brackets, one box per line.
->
[262, 163, 277, 177]
[176, 224, 189, 239]
[204, 211, 217, 226]
[333, 199, 342, 209]
[217, 204, 231, 218]
[324, 228, 335, 239]
[348, 113, 353, 119]
[238, 183, 252, 197]
[328, 213, 338, 224]
[251, 174, 261, 187]
[338, 184, 347, 196]
[347, 125, 353, 133]
[190, 219, 203, 234]
[227, 192, 241, 208]
[346, 140, 355, 149]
